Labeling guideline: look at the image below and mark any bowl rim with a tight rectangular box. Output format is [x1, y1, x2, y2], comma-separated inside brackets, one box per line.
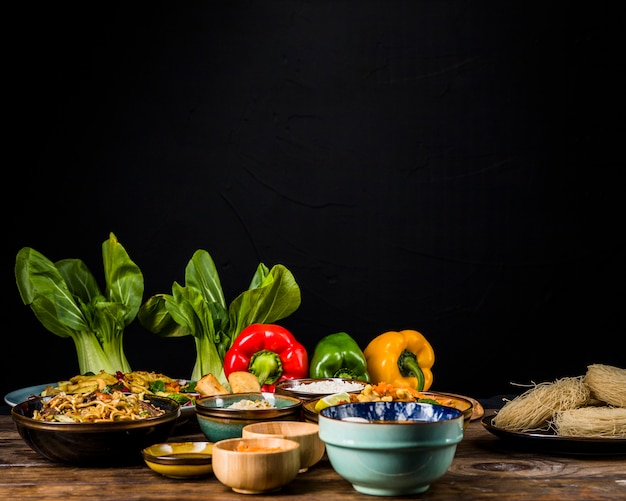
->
[275, 377, 368, 388]
[143, 454, 212, 466]
[274, 377, 367, 396]
[304, 389, 473, 421]
[195, 391, 302, 415]
[318, 400, 464, 422]
[242, 419, 320, 436]
[212, 436, 301, 453]
[141, 441, 213, 464]
[11, 394, 181, 431]
[142, 456, 212, 467]
[420, 390, 473, 410]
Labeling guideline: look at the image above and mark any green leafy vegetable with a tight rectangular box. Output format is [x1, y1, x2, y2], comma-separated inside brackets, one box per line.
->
[137, 249, 301, 387]
[148, 379, 167, 393]
[15, 232, 144, 375]
[168, 393, 194, 406]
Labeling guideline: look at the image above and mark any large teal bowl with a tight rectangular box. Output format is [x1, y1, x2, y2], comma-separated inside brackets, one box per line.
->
[318, 401, 464, 496]
[195, 392, 302, 442]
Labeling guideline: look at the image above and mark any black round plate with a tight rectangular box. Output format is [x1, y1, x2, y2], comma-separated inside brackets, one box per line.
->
[481, 413, 626, 456]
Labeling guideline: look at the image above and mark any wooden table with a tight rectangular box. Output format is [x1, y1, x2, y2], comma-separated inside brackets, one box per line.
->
[1, 411, 624, 500]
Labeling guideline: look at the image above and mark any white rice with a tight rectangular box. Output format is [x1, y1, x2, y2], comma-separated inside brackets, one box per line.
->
[290, 380, 365, 394]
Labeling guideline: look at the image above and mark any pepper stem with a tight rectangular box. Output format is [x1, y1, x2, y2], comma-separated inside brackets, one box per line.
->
[248, 350, 283, 386]
[397, 349, 425, 391]
[332, 368, 359, 379]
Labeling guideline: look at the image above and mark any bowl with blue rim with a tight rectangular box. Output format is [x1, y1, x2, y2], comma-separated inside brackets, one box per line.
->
[318, 400, 464, 496]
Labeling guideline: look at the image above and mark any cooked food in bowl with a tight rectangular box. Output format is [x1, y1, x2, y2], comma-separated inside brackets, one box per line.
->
[275, 377, 366, 400]
[31, 390, 167, 422]
[39, 370, 199, 408]
[227, 398, 275, 409]
[11, 393, 180, 466]
[195, 392, 302, 442]
[303, 382, 475, 428]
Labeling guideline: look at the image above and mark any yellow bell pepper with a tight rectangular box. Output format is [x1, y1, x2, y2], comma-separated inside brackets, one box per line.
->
[363, 330, 435, 391]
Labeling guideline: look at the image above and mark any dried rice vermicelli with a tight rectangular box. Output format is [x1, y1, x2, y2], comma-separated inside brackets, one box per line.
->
[552, 406, 626, 438]
[583, 364, 626, 407]
[492, 376, 590, 432]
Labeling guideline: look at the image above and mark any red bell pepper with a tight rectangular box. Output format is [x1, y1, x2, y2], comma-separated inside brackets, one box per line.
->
[223, 323, 309, 392]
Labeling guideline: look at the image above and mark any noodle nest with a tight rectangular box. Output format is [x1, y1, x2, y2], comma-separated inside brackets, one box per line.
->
[552, 406, 626, 438]
[583, 364, 626, 407]
[492, 364, 626, 438]
[492, 376, 590, 432]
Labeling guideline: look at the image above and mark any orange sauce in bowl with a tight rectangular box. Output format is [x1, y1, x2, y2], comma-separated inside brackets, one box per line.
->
[235, 442, 283, 453]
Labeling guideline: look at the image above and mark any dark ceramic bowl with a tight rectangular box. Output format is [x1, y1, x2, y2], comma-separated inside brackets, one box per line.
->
[11, 395, 181, 466]
[274, 378, 367, 401]
[195, 392, 302, 442]
[318, 401, 464, 496]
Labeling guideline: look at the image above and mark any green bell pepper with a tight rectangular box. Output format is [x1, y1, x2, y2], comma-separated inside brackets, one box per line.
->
[309, 332, 370, 382]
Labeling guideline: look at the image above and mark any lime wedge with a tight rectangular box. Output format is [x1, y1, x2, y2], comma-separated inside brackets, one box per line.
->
[314, 392, 352, 413]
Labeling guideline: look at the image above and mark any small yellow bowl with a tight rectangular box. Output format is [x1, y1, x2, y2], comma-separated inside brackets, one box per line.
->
[141, 441, 213, 479]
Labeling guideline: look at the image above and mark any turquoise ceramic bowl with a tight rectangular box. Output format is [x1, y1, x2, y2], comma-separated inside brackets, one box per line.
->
[318, 401, 464, 496]
[195, 392, 302, 442]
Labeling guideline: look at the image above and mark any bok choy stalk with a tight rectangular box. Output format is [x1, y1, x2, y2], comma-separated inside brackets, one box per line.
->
[137, 249, 301, 387]
[15, 232, 144, 375]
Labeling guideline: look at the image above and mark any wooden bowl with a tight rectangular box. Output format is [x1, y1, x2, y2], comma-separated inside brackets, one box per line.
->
[212, 437, 300, 494]
[242, 420, 325, 472]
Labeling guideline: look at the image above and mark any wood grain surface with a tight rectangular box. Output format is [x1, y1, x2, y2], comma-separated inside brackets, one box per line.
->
[1, 412, 624, 500]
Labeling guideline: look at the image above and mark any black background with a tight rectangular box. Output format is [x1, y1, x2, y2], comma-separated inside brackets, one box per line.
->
[4, 1, 624, 401]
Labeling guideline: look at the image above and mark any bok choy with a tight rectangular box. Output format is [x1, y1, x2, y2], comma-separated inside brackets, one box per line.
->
[137, 249, 301, 387]
[15, 232, 144, 375]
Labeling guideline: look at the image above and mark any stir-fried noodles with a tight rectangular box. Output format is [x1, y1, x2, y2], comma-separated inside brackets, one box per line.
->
[40, 370, 197, 407]
[32, 390, 166, 423]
